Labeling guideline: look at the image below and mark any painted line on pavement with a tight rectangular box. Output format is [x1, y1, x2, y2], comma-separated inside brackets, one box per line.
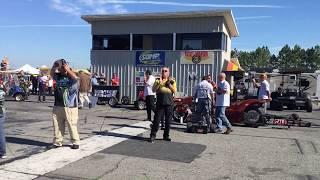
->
[0, 121, 151, 179]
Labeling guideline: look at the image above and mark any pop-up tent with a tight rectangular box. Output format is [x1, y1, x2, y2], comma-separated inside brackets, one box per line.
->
[14, 64, 40, 75]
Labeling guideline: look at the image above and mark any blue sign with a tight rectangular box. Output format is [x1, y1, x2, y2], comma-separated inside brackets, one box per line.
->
[136, 51, 165, 66]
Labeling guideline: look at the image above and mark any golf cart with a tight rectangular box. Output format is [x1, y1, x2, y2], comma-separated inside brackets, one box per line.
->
[269, 72, 313, 112]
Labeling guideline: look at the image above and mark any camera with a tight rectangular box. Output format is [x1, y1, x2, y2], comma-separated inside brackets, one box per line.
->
[53, 59, 67, 73]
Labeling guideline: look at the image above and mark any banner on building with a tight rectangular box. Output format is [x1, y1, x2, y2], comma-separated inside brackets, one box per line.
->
[180, 51, 213, 64]
[136, 51, 165, 66]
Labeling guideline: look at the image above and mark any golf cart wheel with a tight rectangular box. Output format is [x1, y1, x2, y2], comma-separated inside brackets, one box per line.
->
[121, 96, 130, 105]
[137, 101, 146, 110]
[108, 97, 118, 107]
[306, 100, 313, 112]
[243, 106, 262, 127]
[14, 93, 24, 101]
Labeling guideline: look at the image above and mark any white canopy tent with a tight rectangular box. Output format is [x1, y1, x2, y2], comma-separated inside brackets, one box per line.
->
[14, 64, 40, 75]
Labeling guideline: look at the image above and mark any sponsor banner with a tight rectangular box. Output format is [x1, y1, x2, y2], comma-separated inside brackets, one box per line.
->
[180, 51, 213, 64]
[136, 51, 165, 66]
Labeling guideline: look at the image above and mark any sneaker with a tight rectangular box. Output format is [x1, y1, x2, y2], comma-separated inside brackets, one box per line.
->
[149, 136, 156, 143]
[223, 128, 233, 135]
[214, 128, 223, 134]
[0, 155, 7, 159]
[71, 144, 80, 149]
[163, 137, 171, 142]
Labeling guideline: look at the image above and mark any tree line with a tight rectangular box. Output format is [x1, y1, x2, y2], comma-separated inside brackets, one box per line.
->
[231, 45, 320, 73]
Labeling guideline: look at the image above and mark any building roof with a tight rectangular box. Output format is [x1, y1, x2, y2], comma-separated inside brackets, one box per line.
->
[81, 9, 239, 37]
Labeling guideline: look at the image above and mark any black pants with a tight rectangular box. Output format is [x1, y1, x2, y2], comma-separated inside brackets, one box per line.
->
[145, 95, 155, 121]
[48, 87, 53, 96]
[151, 104, 173, 138]
[38, 87, 46, 102]
[32, 84, 37, 94]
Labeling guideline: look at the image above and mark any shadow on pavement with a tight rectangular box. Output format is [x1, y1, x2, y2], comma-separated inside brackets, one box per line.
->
[92, 131, 149, 142]
[108, 124, 150, 130]
[6, 136, 51, 147]
[97, 115, 142, 121]
[100, 137, 207, 163]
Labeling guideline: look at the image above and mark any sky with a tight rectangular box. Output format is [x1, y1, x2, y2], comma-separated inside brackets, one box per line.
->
[0, 0, 319, 69]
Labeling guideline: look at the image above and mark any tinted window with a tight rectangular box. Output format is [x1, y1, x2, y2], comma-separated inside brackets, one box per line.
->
[176, 33, 223, 50]
[92, 35, 130, 50]
[133, 34, 173, 50]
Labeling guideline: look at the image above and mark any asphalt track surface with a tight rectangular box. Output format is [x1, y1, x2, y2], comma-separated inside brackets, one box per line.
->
[1, 95, 320, 180]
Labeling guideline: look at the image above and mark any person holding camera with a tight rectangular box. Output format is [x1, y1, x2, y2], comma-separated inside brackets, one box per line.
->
[150, 67, 176, 143]
[49, 59, 80, 149]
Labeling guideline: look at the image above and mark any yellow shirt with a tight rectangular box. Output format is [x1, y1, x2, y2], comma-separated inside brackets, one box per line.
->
[153, 78, 177, 94]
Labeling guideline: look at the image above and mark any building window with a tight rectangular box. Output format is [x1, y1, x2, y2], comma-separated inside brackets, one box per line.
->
[92, 35, 130, 50]
[221, 33, 228, 51]
[176, 33, 224, 50]
[133, 34, 173, 50]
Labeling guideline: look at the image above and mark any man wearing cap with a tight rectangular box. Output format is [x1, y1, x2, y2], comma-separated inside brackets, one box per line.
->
[49, 59, 80, 149]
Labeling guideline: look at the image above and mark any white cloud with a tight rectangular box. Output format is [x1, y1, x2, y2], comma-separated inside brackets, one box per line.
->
[49, 0, 129, 16]
[49, 0, 283, 16]
[50, 0, 82, 16]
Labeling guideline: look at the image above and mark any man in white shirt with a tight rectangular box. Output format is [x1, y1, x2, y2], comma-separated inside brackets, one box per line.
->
[253, 73, 272, 113]
[215, 73, 232, 134]
[144, 70, 156, 121]
[193, 75, 214, 131]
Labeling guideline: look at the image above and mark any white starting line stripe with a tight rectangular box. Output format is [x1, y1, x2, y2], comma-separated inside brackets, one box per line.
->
[0, 121, 151, 179]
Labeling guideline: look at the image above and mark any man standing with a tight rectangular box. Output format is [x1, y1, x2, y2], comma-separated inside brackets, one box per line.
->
[150, 67, 176, 143]
[78, 70, 92, 109]
[253, 73, 271, 113]
[38, 73, 48, 102]
[144, 70, 156, 121]
[215, 73, 232, 134]
[193, 75, 214, 132]
[49, 59, 80, 149]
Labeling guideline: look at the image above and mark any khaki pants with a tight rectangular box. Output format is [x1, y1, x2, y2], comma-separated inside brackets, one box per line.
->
[52, 106, 80, 146]
[79, 92, 91, 108]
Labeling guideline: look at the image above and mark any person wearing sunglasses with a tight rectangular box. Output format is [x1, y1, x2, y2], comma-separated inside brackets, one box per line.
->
[150, 67, 176, 143]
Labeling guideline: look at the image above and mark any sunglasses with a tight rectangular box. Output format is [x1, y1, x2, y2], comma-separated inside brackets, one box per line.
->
[162, 70, 168, 72]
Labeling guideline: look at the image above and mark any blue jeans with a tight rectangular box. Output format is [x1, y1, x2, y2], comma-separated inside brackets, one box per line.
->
[216, 106, 231, 129]
[0, 116, 6, 156]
